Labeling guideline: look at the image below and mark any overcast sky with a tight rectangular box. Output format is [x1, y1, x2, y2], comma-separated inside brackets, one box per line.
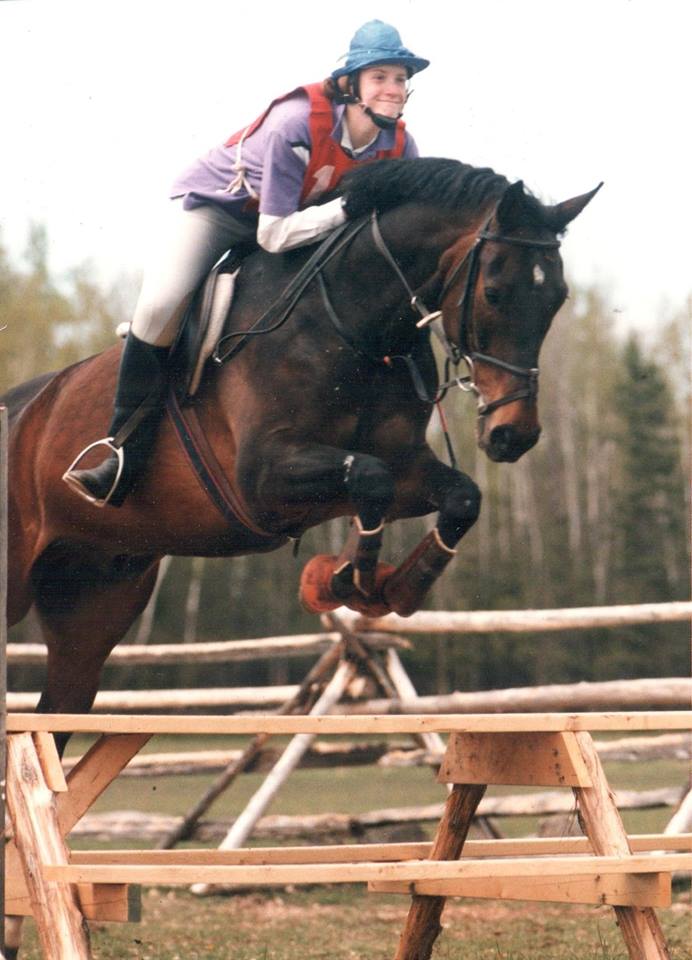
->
[1, 0, 690, 335]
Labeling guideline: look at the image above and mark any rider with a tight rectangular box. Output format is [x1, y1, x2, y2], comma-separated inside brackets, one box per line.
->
[63, 20, 429, 507]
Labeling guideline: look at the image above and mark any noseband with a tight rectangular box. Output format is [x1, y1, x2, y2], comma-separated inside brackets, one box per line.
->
[445, 226, 561, 417]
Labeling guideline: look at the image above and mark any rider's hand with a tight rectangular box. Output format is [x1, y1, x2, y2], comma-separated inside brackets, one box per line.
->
[341, 190, 377, 221]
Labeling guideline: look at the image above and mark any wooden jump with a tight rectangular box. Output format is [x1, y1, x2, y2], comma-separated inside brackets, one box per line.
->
[5, 710, 692, 960]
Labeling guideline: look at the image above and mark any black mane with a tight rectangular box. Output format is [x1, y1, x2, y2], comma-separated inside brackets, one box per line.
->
[337, 157, 550, 228]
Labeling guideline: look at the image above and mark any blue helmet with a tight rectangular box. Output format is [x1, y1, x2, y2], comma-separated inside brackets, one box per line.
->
[331, 20, 429, 81]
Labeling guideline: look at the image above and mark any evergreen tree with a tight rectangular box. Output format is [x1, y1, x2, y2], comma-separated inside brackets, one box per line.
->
[613, 334, 688, 603]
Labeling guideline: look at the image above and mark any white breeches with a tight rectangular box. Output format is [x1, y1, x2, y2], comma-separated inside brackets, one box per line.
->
[131, 199, 256, 346]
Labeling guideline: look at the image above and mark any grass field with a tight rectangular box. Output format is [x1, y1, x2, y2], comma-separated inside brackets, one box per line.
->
[16, 886, 692, 959]
[13, 735, 692, 958]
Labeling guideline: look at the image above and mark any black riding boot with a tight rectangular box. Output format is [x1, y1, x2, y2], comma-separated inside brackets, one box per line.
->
[63, 331, 170, 507]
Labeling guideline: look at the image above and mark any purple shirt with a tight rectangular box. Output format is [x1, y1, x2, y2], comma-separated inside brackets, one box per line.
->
[170, 88, 418, 224]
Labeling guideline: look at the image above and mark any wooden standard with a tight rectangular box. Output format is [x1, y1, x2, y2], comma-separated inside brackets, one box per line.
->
[4, 712, 691, 960]
[374, 728, 684, 960]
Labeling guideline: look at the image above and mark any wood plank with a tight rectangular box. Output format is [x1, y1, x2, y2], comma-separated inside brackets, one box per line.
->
[59, 733, 152, 834]
[76, 884, 141, 923]
[7, 711, 692, 736]
[573, 731, 671, 960]
[42, 853, 692, 886]
[6, 733, 92, 958]
[370, 872, 672, 907]
[65, 833, 692, 867]
[33, 731, 68, 792]
[438, 732, 591, 786]
[6, 884, 141, 922]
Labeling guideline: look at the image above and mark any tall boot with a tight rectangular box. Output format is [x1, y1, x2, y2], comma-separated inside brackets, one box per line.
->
[63, 332, 169, 507]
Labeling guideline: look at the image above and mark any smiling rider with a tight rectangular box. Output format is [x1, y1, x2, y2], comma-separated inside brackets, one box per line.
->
[63, 20, 429, 508]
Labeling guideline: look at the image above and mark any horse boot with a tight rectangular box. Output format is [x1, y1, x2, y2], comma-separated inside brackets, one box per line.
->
[62, 331, 169, 507]
[382, 528, 457, 617]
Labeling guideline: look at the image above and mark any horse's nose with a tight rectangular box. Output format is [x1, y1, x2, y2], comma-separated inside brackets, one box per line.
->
[485, 424, 541, 462]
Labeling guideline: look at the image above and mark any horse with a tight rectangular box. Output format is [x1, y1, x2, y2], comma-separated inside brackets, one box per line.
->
[5, 157, 600, 735]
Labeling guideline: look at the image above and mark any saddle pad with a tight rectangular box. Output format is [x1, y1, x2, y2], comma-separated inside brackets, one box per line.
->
[188, 267, 240, 395]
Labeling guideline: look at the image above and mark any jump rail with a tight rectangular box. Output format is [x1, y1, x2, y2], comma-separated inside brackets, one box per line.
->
[7, 710, 692, 734]
[339, 601, 692, 634]
[8, 676, 691, 713]
[7, 600, 690, 667]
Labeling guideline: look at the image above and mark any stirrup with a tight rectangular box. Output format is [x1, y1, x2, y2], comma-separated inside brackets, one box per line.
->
[61, 438, 125, 507]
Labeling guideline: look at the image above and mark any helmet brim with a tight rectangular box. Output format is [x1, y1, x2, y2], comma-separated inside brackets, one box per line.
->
[332, 54, 430, 81]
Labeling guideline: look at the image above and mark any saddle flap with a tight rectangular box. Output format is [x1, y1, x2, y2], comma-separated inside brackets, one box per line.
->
[168, 241, 257, 399]
[188, 268, 240, 396]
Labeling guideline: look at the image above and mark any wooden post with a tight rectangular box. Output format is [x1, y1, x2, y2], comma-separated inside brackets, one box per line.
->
[573, 731, 671, 960]
[393, 783, 486, 960]
[6, 733, 92, 959]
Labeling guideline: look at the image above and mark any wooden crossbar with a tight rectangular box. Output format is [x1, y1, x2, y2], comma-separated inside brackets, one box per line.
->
[43, 853, 692, 886]
[7, 711, 692, 735]
[66, 834, 692, 866]
[70, 833, 692, 865]
[370, 874, 673, 908]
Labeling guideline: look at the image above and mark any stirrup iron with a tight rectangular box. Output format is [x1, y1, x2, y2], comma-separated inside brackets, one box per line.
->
[62, 438, 125, 507]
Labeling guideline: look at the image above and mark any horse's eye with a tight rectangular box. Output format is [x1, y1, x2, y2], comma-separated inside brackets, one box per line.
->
[484, 286, 501, 306]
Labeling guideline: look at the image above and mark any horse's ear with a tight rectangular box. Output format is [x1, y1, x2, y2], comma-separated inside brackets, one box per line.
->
[495, 180, 526, 230]
[545, 182, 603, 233]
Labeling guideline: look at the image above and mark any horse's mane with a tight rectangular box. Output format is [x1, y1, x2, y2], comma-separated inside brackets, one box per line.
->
[337, 157, 550, 227]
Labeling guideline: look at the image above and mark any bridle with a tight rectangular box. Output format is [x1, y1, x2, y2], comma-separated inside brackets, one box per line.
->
[368, 211, 561, 422]
[433, 223, 562, 417]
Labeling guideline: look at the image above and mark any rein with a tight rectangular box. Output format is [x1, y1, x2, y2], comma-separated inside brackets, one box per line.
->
[212, 217, 371, 366]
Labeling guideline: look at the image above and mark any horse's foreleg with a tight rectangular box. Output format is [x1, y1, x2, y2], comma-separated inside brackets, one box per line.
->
[252, 444, 395, 615]
[326, 452, 398, 601]
[383, 459, 481, 616]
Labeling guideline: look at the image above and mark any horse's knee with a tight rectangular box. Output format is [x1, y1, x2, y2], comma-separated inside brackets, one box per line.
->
[344, 454, 395, 528]
[438, 478, 482, 546]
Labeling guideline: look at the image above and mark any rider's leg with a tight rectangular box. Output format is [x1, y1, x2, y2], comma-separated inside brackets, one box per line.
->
[63, 200, 255, 506]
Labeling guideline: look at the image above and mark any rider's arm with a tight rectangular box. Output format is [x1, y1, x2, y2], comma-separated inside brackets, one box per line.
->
[257, 198, 346, 253]
[254, 113, 348, 253]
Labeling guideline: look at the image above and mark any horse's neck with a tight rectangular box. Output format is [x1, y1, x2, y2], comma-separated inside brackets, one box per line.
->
[337, 207, 489, 332]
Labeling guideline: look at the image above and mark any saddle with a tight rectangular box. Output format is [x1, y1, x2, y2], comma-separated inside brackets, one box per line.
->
[172, 240, 258, 397]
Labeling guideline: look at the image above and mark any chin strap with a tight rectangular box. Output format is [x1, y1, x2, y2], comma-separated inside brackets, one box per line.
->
[361, 106, 401, 130]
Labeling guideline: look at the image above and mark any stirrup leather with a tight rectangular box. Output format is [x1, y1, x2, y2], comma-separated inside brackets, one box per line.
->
[61, 438, 125, 508]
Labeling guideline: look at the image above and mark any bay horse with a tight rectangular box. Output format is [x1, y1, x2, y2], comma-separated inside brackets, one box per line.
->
[5, 158, 600, 732]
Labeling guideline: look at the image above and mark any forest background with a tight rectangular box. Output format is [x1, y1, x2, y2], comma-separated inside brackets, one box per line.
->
[2, 224, 690, 697]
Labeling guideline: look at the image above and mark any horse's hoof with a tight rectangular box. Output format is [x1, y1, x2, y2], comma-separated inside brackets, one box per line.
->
[337, 562, 396, 618]
[299, 556, 395, 617]
[299, 555, 343, 613]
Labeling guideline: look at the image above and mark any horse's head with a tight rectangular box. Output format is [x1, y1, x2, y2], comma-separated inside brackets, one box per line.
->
[443, 180, 602, 462]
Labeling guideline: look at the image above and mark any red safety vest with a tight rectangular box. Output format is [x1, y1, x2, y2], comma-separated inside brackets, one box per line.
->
[225, 82, 406, 210]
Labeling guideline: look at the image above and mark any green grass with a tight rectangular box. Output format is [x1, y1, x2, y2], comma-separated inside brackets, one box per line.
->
[15, 887, 692, 959]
